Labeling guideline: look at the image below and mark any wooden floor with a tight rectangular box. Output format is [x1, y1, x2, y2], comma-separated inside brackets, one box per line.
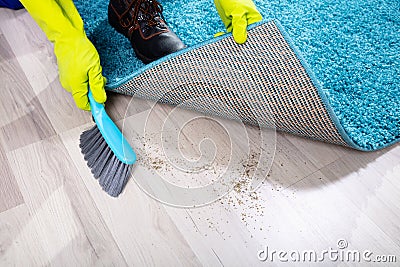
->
[1, 8, 399, 266]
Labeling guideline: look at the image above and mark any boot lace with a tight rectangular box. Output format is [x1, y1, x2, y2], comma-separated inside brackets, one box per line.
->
[119, 0, 166, 28]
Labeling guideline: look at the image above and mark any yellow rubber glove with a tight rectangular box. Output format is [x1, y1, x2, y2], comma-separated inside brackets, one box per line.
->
[214, 0, 263, 44]
[19, 0, 107, 110]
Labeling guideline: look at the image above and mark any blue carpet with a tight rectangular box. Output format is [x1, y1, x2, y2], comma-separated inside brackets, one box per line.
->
[75, 0, 400, 151]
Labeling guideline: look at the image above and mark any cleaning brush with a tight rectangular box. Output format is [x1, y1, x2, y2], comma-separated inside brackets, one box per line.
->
[80, 90, 136, 197]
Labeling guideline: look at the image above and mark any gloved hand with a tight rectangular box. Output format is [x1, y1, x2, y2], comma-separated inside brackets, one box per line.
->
[214, 0, 263, 44]
[20, 0, 107, 111]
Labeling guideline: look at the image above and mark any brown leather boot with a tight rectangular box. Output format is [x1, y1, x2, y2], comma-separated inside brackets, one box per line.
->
[108, 0, 185, 63]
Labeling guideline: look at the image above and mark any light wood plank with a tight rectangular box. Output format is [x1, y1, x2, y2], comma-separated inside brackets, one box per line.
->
[281, 170, 400, 258]
[0, 95, 56, 152]
[0, 144, 23, 213]
[0, 33, 38, 128]
[35, 79, 93, 133]
[6, 136, 127, 266]
[266, 133, 319, 190]
[0, 8, 58, 96]
[320, 144, 400, 245]
[105, 91, 153, 122]
[0, 33, 56, 152]
[283, 132, 349, 168]
[0, 204, 49, 266]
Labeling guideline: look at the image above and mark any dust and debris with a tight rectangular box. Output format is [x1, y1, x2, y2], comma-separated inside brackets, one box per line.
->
[129, 123, 270, 239]
[214, 148, 267, 228]
[150, 158, 164, 170]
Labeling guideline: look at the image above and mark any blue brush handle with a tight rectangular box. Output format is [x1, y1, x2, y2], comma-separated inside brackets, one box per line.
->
[88, 90, 136, 165]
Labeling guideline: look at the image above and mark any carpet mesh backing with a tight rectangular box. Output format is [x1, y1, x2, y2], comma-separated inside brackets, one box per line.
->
[111, 21, 348, 147]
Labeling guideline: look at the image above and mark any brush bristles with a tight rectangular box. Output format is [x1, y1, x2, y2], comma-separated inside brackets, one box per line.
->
[80, 126, 132, 197]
